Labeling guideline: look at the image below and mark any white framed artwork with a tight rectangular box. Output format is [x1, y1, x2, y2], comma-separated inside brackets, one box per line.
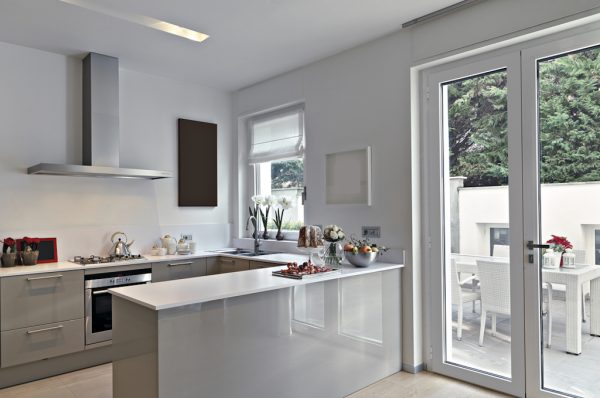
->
[325, 146, 372, 205]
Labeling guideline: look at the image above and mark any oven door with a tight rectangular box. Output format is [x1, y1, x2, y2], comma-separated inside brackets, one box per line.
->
[85, 282, 149, 346]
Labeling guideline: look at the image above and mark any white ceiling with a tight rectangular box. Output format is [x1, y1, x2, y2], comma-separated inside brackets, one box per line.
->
[0, 0, 459, 90]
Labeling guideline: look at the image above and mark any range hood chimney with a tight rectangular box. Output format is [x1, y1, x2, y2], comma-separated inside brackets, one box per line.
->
[28, 53, 172, 179]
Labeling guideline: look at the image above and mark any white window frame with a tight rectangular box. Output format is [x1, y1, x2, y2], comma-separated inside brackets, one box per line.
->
[247, 104, 306, 240]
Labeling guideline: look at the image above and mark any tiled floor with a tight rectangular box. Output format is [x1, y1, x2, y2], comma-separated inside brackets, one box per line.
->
[450, 297, 600, 397]
[0, 364, 506, 398]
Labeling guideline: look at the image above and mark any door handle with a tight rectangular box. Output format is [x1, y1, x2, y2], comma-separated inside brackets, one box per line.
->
[527, 241, 550, 250]
[92, 289, 110, 295]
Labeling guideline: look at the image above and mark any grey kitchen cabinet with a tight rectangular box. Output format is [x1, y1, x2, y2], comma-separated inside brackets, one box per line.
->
[1, 318, 84, 368]
[1, 270, 84, 332]
[249, 260, 285, 270]
[219, 257, 250, 273]
[206, 257, 220, 275]
[152, 258, 207, 282]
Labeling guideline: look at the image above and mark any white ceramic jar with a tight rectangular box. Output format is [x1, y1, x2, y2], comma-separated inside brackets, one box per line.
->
[543, 248, 558, 269]
[562, 248, 576, 269]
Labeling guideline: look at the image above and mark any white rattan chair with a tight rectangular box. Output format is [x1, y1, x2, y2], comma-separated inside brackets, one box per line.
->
[477, 260, 511, 346]
[451, 259, 480, 341]
[477, 260, 553, 347]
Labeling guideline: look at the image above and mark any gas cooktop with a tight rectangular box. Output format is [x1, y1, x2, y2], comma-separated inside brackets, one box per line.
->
[71, 254, 145, 265]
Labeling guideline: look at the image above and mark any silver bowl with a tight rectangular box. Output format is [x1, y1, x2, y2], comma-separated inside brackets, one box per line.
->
[344, 251, 378, 267]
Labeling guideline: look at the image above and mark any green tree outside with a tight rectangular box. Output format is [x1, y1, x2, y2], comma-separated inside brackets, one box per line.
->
[448, 47, 600, 187]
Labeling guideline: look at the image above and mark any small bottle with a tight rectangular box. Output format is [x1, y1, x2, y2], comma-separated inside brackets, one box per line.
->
[562, 248, 576, 268]
[543, 248, 556, 269]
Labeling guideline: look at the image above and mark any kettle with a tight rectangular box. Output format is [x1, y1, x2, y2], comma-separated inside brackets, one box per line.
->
[110, 231, 134, 257]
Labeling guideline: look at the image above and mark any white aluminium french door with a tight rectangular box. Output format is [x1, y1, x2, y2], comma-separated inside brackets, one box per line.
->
[523, 29, 600, 398]
[425, 23, 600, 398]
[425, 51, 525, 397]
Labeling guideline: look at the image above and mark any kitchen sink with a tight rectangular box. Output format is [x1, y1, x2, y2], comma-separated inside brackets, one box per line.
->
[212, 249, 279, 257]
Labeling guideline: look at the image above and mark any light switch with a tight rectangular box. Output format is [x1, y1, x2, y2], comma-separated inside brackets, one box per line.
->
[362, 226, 381, 238]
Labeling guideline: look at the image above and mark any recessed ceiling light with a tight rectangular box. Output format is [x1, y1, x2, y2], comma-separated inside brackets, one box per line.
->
[60, 0, 209, 43]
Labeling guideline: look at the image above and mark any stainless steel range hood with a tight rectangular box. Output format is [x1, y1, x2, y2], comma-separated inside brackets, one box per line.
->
[28, 53, 172, 180]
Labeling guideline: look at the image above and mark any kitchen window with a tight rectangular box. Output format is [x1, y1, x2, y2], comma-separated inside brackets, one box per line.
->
[248, 105, 305, 233]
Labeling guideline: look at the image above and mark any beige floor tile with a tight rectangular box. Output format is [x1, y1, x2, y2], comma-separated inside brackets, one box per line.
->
[0, 363, 510, 398]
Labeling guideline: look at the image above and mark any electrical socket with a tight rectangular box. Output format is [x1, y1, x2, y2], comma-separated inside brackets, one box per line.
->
[361, 226, 381, 238]
[181, 234, 193, 241]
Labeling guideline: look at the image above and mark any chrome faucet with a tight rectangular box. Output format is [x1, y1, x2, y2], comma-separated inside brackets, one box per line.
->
[245, 215, 261, 254]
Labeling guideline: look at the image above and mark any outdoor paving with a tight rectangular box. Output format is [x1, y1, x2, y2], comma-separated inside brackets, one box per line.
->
[451, 299, 600, 397]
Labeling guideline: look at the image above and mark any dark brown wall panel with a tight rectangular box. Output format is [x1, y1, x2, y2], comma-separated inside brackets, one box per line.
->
[178, 119, 217, 207]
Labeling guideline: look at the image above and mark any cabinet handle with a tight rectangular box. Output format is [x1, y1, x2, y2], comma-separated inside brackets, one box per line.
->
[27, 325, 64, 335]
[168, 262, 193, 267]
[220, 259, 235, 263]
[92, 289, 110, 295]
[27, 274, 63, 281]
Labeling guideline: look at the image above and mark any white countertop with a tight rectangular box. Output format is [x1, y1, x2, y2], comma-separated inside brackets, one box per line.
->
[110, 261, 403, 311]
[0, 250, 311, 277]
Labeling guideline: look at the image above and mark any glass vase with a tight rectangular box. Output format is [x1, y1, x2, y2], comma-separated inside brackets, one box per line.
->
[323, 242, 342, 266]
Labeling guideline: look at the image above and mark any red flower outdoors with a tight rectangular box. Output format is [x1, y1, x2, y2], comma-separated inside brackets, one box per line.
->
[546, 235, 573, 251]
[2, 238, 16, 254]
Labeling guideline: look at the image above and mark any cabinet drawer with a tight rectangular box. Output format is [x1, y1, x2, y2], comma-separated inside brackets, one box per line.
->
[152, 259, 207, 282]
[206, 257, 220, 275]
[1, 318, 84, 368]
[1, 270, 84, 331]
[219, 257, 249, 273]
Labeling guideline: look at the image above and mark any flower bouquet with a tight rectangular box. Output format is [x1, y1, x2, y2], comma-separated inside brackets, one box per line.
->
[546, 235, 572, 268]
[322, 225, 345, 265]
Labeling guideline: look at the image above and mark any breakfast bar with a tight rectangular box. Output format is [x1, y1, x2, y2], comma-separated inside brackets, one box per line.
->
[110, 261, 403, 398]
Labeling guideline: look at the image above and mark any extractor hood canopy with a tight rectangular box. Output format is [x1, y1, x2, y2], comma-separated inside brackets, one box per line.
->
[28, 52, 172, 180]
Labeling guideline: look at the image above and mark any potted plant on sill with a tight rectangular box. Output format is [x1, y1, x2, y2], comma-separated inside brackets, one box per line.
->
[1, 238, 17, 267]
[273, 196, 293, 241]
[248, 195, 263, 239]
[259, 195, 277, 240]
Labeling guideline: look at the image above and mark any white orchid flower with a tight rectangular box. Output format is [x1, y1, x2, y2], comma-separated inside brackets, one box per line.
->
[264, 195, 278, 207]
[251, 195, 264, 205]
[278, 196, 290, 209]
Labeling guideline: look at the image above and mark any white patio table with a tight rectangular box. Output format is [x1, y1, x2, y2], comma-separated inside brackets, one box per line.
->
[454, 256, 600, 355]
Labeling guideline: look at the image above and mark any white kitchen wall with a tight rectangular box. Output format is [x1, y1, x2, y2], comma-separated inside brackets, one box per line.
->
[0, 41, 233, 260]
[234, 0, 600, 371]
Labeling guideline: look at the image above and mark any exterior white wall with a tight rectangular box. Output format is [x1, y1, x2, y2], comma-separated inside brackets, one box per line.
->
[0, 41, 233, 259]
[458, 182, 600, 265]
[234, 0, 600, 370]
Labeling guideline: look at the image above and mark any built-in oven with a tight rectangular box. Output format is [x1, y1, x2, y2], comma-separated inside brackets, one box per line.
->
[84, 268, 152, 346]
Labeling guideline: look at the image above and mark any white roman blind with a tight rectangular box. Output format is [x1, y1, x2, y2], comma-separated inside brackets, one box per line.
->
[248, 106, 304, 164]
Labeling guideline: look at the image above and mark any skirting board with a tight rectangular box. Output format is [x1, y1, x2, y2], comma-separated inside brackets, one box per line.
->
[402, 362, 425, 374]
[0, 345, 113, 389]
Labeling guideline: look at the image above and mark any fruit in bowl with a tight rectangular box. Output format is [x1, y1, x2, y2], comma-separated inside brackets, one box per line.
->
[343, 237, 387, 267]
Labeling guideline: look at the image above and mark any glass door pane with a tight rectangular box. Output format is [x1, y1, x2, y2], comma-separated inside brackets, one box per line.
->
[442, 69, 512, 378]
[536, 44, 600, 397]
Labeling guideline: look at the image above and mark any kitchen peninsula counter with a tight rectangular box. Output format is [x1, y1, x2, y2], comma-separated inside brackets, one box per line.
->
[111, 262, 403, 398]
